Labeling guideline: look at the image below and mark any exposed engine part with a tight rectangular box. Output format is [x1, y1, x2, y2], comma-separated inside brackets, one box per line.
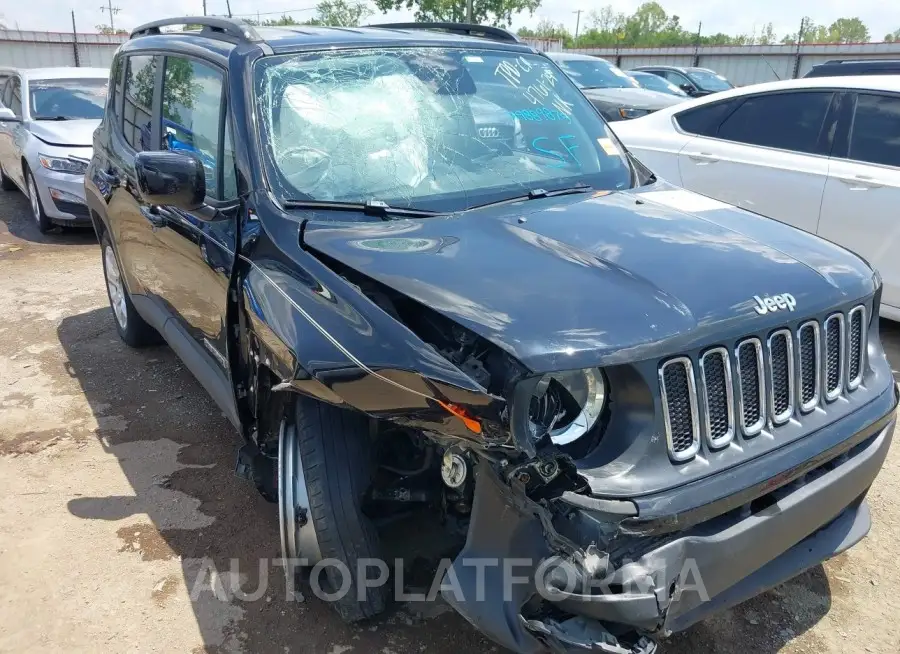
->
[371, 487, 431, 503]
[441, 450, 469, 489]
[507, 454, 590, 501]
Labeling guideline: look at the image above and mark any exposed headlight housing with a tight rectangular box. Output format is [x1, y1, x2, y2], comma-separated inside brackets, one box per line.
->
[618, 107, 652, 120]
[528, 368, 607, 445]
[38, 154, 88, 175]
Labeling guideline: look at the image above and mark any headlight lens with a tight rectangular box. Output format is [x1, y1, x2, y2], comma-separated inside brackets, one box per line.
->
[618, 107, 652, 120]
[529, 368, 607, 445]
[38, 154, 88, 175]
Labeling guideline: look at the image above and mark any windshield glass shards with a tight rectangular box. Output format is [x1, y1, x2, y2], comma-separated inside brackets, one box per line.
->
[253, 47, 633, 215]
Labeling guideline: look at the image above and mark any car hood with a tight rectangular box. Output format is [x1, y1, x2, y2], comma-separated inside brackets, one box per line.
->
[302, 184, 876, 373]
[581, 87, 685, 110]
[28, 119, 99, 147]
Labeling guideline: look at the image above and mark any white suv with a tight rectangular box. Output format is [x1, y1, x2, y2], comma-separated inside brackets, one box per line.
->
[611, 75, 900, 321]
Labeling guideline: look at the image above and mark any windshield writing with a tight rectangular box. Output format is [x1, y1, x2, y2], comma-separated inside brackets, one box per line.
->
[254, 48, 631, 214]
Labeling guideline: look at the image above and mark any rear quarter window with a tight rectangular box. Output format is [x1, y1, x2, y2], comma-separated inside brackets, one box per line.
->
[673, 99, 739, 136]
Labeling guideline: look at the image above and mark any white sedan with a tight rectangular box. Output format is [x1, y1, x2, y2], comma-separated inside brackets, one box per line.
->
[611, 75, 900, 320]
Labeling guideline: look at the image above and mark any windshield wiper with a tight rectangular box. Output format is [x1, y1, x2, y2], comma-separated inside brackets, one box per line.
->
[281, 199, 445, 219]
[466, 184, 596, 212]
[34, 116, 74, 121]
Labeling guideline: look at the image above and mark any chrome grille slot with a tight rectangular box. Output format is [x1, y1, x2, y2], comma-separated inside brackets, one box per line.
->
[736, 338, 765, 436]
[848, 306, 866, 390]
[700, 348, 734, 448]
[767, 329, 793, 425]
[798, 321, 820, 412]
[824, 314, 844, 401]
[659, 357, 700, 461]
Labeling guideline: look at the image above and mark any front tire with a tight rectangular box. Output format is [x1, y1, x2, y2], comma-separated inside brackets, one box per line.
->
[279, 395, 387, 622]
[26, 169, 53, 233]
[100, 233, 160, 347]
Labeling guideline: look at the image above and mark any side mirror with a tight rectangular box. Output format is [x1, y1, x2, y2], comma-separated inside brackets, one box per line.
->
[0, 107, 19, 121]
[134, 150, 205, 211]
[680, 83, 697, 95]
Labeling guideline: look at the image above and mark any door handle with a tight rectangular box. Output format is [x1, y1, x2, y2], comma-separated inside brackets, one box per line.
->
[686, 151, 719, 163]
[140, 205, 166, 228]
[838, 174, 883, 190]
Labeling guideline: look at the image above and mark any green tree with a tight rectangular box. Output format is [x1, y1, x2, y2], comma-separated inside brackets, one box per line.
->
[886, 28, 900, 42]
[373, 0, 540, 27]
[309, 0, 373, 26]
[757, 22, 776, 45]
[826, 17, 870, 43]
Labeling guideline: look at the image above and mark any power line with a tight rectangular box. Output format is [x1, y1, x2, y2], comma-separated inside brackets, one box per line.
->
[231, 6, 317, 18]
[99, 0, 121, 31]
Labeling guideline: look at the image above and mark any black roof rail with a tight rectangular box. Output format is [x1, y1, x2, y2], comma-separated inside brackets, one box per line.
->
[367, 22, 520, 44]
[130, 16, 263, 43]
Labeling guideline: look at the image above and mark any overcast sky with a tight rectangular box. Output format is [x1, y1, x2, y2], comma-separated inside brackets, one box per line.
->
[1, 0, 898, 42]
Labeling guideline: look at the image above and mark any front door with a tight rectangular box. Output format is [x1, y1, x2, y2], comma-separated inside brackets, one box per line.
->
[149, 54, 238, 376]
[818, 92, 900, 312]
[678, 90, 836, 235]
[0, 75, 27, 188]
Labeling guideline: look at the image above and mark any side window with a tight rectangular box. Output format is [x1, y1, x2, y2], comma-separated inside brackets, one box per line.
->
[848, 94, 900, 168]
[9, 77, 22, 117]
[716, 91, 833, 154]
[112, 55, 125, 120]
[0, 78, 11, 109]
[161, 56, 225, 199]
[674, 99, 739, 136]
[123, 55, 158, 152]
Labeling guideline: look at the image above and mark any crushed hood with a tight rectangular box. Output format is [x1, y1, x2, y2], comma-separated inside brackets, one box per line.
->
[301, 184, 876, 373]
[28, 119, 99, 147]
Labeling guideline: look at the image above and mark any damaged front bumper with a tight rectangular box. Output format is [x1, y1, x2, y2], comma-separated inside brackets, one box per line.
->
[442, 385, 897, 653]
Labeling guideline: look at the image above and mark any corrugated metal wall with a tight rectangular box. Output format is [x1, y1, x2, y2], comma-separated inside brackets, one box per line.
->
[0, 29, 125, 69]
[569, 42, 900, 86]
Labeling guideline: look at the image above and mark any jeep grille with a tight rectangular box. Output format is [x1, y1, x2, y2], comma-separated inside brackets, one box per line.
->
[659, 304, 867, 461]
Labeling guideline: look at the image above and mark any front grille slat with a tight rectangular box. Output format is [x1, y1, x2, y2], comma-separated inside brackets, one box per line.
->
[824, 314, 845, 401]
[660, 357, 701, 461]
[700, 348, 734, 448]
[736, 339, 766, 436]
[848, 306, 866, 390]
[767, 329, 794, 424]
[798, 321, 821, 412]
[657, 304, 866, 462]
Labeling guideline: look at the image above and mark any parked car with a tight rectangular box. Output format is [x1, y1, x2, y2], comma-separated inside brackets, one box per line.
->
[628, 70, 689, 97]
[546, 52, 685, 120]
[610, 75, 900, 323]
[0, 67, 109, 232]
[630, 65, 734, 97]
[87, 18, 897, 654]
[805, 59, 900, 77]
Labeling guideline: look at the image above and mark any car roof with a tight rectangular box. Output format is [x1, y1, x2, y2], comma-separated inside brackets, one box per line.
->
[0, 67, 109, 80]
[638, 74, 900, 118]
[546, 52, 609, 63]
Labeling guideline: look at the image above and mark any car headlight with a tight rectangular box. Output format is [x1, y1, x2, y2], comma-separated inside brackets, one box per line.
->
[38, 154, 88, 175]
[618, 107, 652, 120]
[528, 368, 607, 445]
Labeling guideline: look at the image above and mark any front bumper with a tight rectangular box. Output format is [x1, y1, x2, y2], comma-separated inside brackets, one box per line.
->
[443, 384, 897, 653]
[32, 167, 90, 223]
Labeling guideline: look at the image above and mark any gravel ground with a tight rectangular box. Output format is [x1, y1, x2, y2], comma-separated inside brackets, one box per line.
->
[1, 190, 899, 654]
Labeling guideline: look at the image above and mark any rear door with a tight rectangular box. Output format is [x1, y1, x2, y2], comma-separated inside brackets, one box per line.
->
[818, 92, 900, 312]
[677, 90, 836, 234]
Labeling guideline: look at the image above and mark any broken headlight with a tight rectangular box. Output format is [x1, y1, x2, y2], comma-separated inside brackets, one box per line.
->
[528, 368, 607, 445]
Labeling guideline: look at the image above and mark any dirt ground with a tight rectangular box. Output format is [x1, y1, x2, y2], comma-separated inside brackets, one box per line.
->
[1, 190, 899, 654]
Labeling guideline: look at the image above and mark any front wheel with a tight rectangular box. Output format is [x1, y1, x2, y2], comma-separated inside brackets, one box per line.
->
[278, 395, 387, 622]
[26, 169, 52, 233]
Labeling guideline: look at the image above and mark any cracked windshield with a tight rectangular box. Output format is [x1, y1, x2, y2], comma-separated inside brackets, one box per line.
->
[254, 47, 633, 212]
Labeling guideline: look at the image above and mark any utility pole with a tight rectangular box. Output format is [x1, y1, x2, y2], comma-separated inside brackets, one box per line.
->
[466, 0, 473, 23]
[693, 21, 702, 66]
[573, 9, 582, 40]
[226, 0, 233, 18]
[71, 10, 80, 67]
[99, 0, 121, 32]
[202, 0, 207, 16]
[792, 16, 808, 78]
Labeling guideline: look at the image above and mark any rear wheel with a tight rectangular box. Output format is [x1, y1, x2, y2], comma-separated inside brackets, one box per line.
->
[26, 169, 53, 234]
[100, 233, 161, 347]
[279, 395, 387, 622]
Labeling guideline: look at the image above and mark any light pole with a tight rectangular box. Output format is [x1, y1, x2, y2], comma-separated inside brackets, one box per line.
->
[573, 9, 582, 40]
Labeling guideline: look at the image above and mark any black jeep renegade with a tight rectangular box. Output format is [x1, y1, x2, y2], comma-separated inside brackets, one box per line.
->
[85, 17, 897, 654]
